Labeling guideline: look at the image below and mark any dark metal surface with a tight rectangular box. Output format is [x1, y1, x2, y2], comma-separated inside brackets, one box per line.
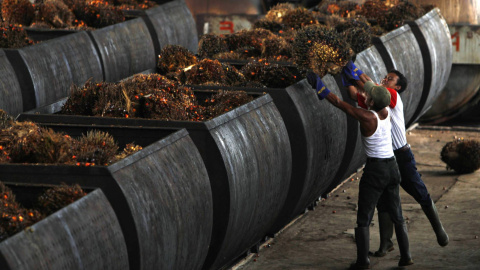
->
[406, 8, 453, 125]
[145, 0, 199, 53]
[24, 28, 79, 42]
[0, 189, 129, 270]
[15, 31, 103, 109]
[0, 129, 213, 270]
[0, 50, 24, 116]
[420, 64, 480, 124]
[373, 24, 424, 126]
[89, 18, 156, 82]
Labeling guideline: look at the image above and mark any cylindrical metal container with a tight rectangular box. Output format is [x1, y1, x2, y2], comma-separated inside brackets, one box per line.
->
[0, 189, 129, 270]
[188, 79, 346, 236]
[372, 24, 424, 126]
[420, 64, 480, 124]
[18, 91, 291, 270]
[4, 32, 103, 111]
[0, 50, 24, 116]
[145, 0, 199, 54]
[405, 8, 452, 125]
[0, 128, 213, 270]
[89, 17, 156, 82]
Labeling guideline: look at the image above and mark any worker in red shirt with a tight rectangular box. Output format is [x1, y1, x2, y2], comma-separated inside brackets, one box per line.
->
[341, 60, 449, 257]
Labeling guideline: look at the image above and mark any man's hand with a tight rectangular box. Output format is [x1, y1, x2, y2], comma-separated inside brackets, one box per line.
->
[343, 60, 364, 81]
[316, 77, 331, 100]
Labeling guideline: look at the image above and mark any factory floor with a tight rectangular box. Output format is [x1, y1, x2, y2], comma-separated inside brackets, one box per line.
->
[232, 126, 480, 270]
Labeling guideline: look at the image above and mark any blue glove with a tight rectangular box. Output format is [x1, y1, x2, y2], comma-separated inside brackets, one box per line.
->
[343, 60, 364, 81]
[316, 77, 331, 100]
[340, 70, 353, 87]
[306, 71, 317, 89]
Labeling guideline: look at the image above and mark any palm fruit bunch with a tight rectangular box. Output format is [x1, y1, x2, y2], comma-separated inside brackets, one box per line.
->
[281, 7, 318, 30]
[441, 139, 480, 174]
[91, 82, 134, 118]
[72, 0, 125, 29]
[223, 29, 274, 58]
[334, 17, 372, 54]
[185, 59, 227, 85]
[221, 62, 247, 86]
[60, 79, 111, 116]
[202, 90, 253, 119]
[1, 0, 34, 25]
[378, 1, 425, 32]
[316, 0, 360, 18]
[292, 24, 352, 77]
[0, 182, 44, 242]
[240, 59, 302, 88]
[7, 127, 75, 164]
[73, 130, 118, 166]
[157, 45, 198, 75]
[0, 23, 35, 48]
[197, 34, 229, 59]
[114, 0, 156, 11]
[114, 143, 142, 160]
[36, 183, 87, 216]
[31, 0, 76, 29]
[357, 0, 389, 25]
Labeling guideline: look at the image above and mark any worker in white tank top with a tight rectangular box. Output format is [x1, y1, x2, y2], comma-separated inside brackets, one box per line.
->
[342, 61, 448, 260]
[306, 73, 410, 270]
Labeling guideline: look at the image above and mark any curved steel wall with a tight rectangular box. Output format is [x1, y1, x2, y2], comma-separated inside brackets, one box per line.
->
[89, 17, 156, 82]
[0, 50, 23, 116]
[0, 189, 129, 270]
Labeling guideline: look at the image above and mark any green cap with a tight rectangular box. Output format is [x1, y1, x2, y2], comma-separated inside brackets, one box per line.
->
[364, 81, 391, 109]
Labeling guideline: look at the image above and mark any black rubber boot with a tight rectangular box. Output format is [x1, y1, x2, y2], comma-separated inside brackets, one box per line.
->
[350, 227, 370, 269]
[395, 222, 414, 267]
[372, 211, 394, 257]
[421, 198, 449, 246]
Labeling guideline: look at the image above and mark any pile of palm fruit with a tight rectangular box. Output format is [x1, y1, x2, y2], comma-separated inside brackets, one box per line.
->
[0, 182, 87, 242]
[441, 139, 480, 174]
[0, 0, 158, 32]
[59, 72, 254, 121]
[0, 22, 35, 49]
[0, 110, 142, 165]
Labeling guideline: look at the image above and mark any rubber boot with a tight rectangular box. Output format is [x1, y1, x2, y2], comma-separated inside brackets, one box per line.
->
[394, 222, 414, 267]
[372, 211, 394, 257]
[350, 227, 370, 269]
[421, 198, 449, 246]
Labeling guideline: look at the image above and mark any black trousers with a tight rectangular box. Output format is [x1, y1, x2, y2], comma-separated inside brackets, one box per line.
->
[357, 157, 404, 227]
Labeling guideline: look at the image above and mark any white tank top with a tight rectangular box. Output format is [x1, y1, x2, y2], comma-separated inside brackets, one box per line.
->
[361, 109, 394, 158]
[390, 92, 408, 150]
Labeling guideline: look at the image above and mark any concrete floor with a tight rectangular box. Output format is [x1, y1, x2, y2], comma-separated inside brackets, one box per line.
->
[232, 127, 480, 270]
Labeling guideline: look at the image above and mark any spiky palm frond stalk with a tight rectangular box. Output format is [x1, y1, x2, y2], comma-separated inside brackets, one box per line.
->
[441, 139, 480, 174]
[293, 24, 352, 77]
[36, 184, 87, 216]
[114, 143, 142, 160]
[157, 45, 198, 75]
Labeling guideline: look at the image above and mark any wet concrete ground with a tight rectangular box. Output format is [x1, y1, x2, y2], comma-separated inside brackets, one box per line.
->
[232, 126, 480, 270]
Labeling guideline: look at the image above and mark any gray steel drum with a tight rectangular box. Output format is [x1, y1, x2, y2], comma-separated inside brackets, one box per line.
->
[13, 31, 103, 109]
[373, 24, 424, 126]
[420, 64, 480, 124]
[0, 50, 23, 116]
[406, 8, 453, 125]
[0, 129, 213, 270]
[90, 18, 156, 82]
[0, 189, 129, 270]
[354, 46, 389, 84]
[145, 0, 199, 53]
